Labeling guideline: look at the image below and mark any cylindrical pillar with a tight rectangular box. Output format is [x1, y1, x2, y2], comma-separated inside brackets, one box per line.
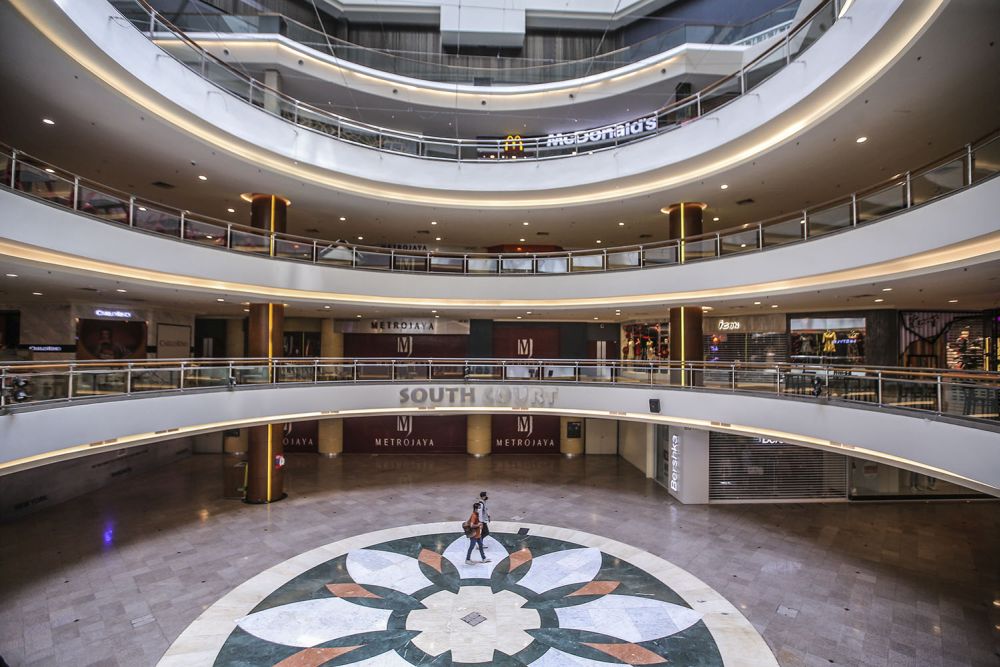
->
[560, 416, 584, 457]
[669, 306, 704, 387]
[249, 193, 288, 256]
[223, 428, 248, 455]
[321, 319, 343, 358]
[665, 202, 706, 263]
[246, 302, 285, 503]
[318, 418, 343, 458]
[467, 414, 491, 458]
[225, 318, 245, 358]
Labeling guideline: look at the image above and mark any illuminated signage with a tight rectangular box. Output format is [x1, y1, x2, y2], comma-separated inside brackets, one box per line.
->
[27, 345, 63, 352]
[717, 320, 742, 331]
[94, 309, 133, 319]
[545, 115, 658, 148]
[337, 319, 470, 335]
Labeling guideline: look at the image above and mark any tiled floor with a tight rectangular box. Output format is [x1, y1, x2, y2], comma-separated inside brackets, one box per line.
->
[0, 453, 998, 666]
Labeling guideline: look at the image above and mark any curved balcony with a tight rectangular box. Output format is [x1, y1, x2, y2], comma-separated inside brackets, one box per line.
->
[84, 0, 842, 161]
[2, 132, 997, 283]
[2, 358, 998, 495]
[135, 1, 799, 86]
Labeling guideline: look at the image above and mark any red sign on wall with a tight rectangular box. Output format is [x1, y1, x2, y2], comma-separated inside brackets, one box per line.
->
[491, 414, 560, 453]
[343, 415, 468, 453]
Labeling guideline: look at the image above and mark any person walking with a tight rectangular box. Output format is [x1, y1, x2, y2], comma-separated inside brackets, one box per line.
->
[476, 491, 491, 542]
[465, 503, 490, 565]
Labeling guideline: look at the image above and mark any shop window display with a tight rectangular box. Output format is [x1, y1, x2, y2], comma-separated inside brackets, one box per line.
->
[900, 311, 985, 369]
[789, 317, 865, 364]
[620, 321, 668, 361]
[848, 458, 985, 499]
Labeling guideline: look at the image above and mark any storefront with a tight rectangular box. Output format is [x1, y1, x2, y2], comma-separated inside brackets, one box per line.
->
[703, 314, 787, 363]
[76, 308, 148, 360]
[847, 458, 986, 500]
[620, 321, 668, 361]
[491, 414, 560, 453]
[789, 315, 866, 364]
[899, 310, 987, 369]
[339, 318, 471, 358]
[343, 415, 468, 454]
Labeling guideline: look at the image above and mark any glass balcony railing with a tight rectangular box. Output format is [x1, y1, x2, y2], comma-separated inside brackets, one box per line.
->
[119, 1, 799, 86]
[104, 0, 841, 161]
[2, 358, 998, 426]
[2, 131, 996, 276]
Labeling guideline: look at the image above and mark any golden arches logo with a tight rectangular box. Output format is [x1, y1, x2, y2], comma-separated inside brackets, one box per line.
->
[502, 134, 524, 153]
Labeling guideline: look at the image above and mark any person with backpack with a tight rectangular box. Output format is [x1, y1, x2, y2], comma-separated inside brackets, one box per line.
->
[476, 491, 491, 543]
[464, 503, 491, 565]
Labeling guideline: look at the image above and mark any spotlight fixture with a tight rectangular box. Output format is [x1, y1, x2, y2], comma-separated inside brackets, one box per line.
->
[713, 217, 720, 221]
[227, 208, 235, 213]
[771, 304, 779, 308]
[323, 305, 331, 309]
[618, 222, 625, 227]
[198, 175, 208, 181]
[522, 221, 530, 226]
[948, 299, 958, 303]
[32, 292, 43, 296]
[519, 238, 525, 242]
[44, 168, 55, 174]
[4, 274, 17, 278]
[435, 237, 442, 241]
[882, 287, 893, 292]
[357, 236, 364, 240]
[431, 221, 438, 225]
[720, 184, 729, 190]
[753, 301, 761, 305]
[596, 240, 602, 244]
[356, 314, 362, 318]
[216, 298, 225, 302]
[116, 288, 127, 293]
[42, 118, 55, 125]
[856, 136, 868, 143]
[339, 216, 346, 221]
[874, 298, 884, 303]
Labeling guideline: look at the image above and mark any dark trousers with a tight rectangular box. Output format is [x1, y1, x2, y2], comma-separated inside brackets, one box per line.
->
[466, 537, 485, 561]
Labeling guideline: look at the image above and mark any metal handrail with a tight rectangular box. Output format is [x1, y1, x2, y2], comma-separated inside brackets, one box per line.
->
[2, 358, 998, 425]
[107, 0, 840, 161]
[144, 0, 799, 85]
[3, 129, 997, 275]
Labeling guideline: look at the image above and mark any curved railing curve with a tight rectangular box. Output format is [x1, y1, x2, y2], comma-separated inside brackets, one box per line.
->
[2, 130, 997, 275]
[105, 0, 842, 162]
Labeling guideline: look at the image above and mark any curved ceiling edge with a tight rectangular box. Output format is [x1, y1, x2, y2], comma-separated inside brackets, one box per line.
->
[10, 0, 947, 208]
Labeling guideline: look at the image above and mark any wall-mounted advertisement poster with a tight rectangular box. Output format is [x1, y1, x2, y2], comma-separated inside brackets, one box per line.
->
[77, 319, 147, 360]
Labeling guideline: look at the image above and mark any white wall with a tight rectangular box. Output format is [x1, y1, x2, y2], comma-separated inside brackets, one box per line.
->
[619, 420, 653, 476]
[2, 382, 998, 496]
[584, 418, 618, 454]
[3, 176, 998, 310]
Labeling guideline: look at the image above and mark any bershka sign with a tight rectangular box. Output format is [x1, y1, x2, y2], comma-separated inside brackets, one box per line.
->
[399, 385, 558, 408]
[545, 115, 658, 148]
[669, 434, 681, 492]
[492, 414, 559, 453]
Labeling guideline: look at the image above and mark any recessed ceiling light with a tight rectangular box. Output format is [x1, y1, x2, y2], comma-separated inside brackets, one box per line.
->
[5, 273, 17, 278]
[948, 299, 958, 303]
[522, 221, 530, 226]
[138, 206, 147, 211]
[44, 168, 55, 174]
[740, 243, 747, 248]
[243, 308, 250, 312]
[240, 302, 250, 306]
[431, 310, 437, 313]
[800, 219, 806, 225]
[356, 314, 362, 318]
[753, 301, 761, 305]
[771, 304, 779, 308]
[526, 311, 532, 314]
[339, 216, 346, 221]
[874, 298, 884, 303]
[593, 317, 599, 320]
[323, 305, 331, 309]
[516, 316, 522, 319]
[435, 237, 442, 241]
[720, 184, 729, 190]
[116, 288, 127, 293]
[357, 236, 364, 240]
[856, 136, 868, 143]
[434, 315, 439, 319]
[596, 240, 602, 244]
[216, 298, 225, 302]
[42, 118, 55, 125]
[431, 221, 437, 225]
[882, 287, 893, 291]
[712, 217, 720, 222]
[227, 207, 235, 213]
[32, 291, 43, 296]
[702, 306, 713, 311]
[519, 238, 526, 242]
[206, 235, 213, 240]
[618, 222, 625, 227]
[198, 175, 208, 181]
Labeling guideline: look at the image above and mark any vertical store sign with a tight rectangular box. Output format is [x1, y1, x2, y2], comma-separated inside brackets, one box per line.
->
[669, 434, 681, 492]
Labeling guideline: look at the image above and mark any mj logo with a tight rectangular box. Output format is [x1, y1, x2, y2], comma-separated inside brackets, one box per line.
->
[397, 415, 413, 436]
[516, 338, 534, 357]
[516, 415, 533, 437]
[282, 423, 293, 436]
[397, 336, 413, 356]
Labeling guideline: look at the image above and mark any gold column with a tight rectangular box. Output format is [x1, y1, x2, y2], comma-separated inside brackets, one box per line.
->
[467, 414, 491, 458]
[318, 418, 343, 458]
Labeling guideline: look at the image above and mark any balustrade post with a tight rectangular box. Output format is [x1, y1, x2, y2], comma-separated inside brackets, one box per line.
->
[850, 193, 858, 226]
[965, 143, 974, 185]
[695, 92, 702, 117]
[784, 33, 791, 64]
[72, 175, 80, 210]
[8, 149, 16, 188]
[731, 364, 737, 391]
[936, 375, 943, 412]
[904, 171, 912, 207]
[313, 359, 319, 384]
[0, 369, 5, 409]
[128, 196, 135, 227]
[125, 363, 132, 395]
[225, 224, 232, 248]
[179, 211, 186, 240]
[739, 70, 746, 95]
[757, 223, 764, 249]
[67, 370, 74, 400]
[775, 366, 780, 394]
[311, 240, 318, 263]
[715, 233, 722, 257]
[179, 362, 186, 390]
[293, 100, 300, 125]
[801, 209, 809, 240]
[877, 371, 883, 405]
[148, 8, 155, 33]
[353, 361, 358, 383]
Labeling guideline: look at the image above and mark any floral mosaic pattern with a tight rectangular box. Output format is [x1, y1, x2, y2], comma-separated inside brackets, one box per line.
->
[213, 531, 725, 666]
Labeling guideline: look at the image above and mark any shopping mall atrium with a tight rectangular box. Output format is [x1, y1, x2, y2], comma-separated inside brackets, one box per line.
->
[0, 0, 998, 664]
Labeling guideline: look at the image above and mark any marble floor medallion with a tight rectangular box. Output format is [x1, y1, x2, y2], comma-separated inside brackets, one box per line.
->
[159, 522, 778, 666]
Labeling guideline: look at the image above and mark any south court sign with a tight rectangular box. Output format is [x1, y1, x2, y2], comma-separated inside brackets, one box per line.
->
[399, 386, 558, 408]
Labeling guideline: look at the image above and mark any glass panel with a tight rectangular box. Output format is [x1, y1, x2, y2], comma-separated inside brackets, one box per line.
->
[184, 218, 227, 246]
[13, 161, 74, 206]
[910, 157, 964, 206]
[316, 363, 353, 382]
[186, 366, 228, 387]
[133, 204, 181, 238]
[394, 362, 431, 380]
[501, 257, 534, 274]
[355, 250, 392, 270]
[539, 364, 577, 380]
[429, 255, 466, 273]
[429, 363, 466, 380]
[825, 372, 878, 403]
[393, 254, 428, 272]
[381, 134, 421, 156]
[658, 96, 699, 128]
[972, 137, 1000, 182]
[719, 228, 758, 255]
[340, 123, 382, 149]
[8, 372, 69, 403]
[735, 367, 778, 392]
[880, 377, 937, 411]
[743, 48, 785, 91]
[467, 257, 498, 274]
[806, 201, 852, 237]
[761, 216, 805, 247]
[77, 184, 129, 224]
[356, 362, 393, 380]
[463, 363, 502, 380]
[578, 364, 614, 382]
[606, 250, 641, 271]
[536, 256, 569, 274]
[642, 244, 678, 266]
[940, 381, 1000, 419]
[699, 75, 741, 115]
[702, 365, 732, 390]
[74, 370, 127, 398]
[233, 364, 270, 384]
[201, 58, 251, 102]
[683, 237, 717, 261]
[570, 253, 605, 272]
[230, 228, 270, 254]
[316, 243, 355, 266]
[131, 369, 181, 392]
[274, 237, 313, 261]
[787, 1, 835, 61]
[276, 363, 314, 382]
[857, 182, 906, 223]
[296, 105, 340, 138]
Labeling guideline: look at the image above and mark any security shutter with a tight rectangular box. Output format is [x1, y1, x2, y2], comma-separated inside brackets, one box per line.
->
[709, 433, 847, 500]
